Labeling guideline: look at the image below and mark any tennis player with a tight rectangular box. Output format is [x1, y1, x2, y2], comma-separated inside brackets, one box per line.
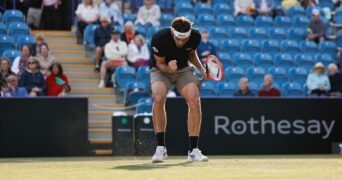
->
[150, 17, 208, 163]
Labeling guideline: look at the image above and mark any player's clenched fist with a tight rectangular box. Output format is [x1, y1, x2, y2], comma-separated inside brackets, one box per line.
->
[168, 60, 177, 72]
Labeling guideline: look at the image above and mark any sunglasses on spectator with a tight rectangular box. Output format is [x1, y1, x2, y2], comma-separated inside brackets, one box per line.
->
[28, 61, 36, 64]
[7, 79, 17, 83]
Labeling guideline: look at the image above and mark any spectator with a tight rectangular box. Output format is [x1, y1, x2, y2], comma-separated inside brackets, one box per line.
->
[94, 16, 113, 72]
[301, 0, 318, 8]
[41, 0, 62, 30]
[27, 0, 43, 29]
[127, 35, 150, 68]
[258, 74, 281, 96]
[281, 0, 300, 9]
[307, 9, 326, 44]
[98, 29, 128, 88]
[121, 21, 139, 45]
[234, 0, 256, 16]
[31, 34, 48, 57]
[11, 45, 32, 76]
[135, 0, 161, 30]
[234, 77, 255, 97]
[0, 57, 15, 91]
[75, 0, 99, 36]
[197, 30, 216, 63]
[328, 63, 342, 96]
[46, 62, 71, 96]
[19, 58, 46, 96]
[37, 44, 56, 76]
[99, 0, 123, 26]
[306, 62, 330, 96]
[3, 75, 29, 97]
[254, 0, 275, 16]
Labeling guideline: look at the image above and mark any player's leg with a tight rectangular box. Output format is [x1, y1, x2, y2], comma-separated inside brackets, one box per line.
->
[94, 47, 103, 72]
[97, 60, 107, 87]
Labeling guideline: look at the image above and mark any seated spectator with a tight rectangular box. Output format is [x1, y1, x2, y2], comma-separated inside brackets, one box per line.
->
[98, 29, 128, 88]
[3, 75, 29, 97]
[46, 62, 71, 96]
[75, 0, 99, 36]
[121, 21, 139, 45]
[328, 63, 342, 96]
[127, 35, 150, 68]
[258, 74, 282, 96]
[306, 62, 330, 96]
[301, 0, 318, 8]
[31, 34, 48, 57]
[135, 0, 161, 30]
[234, 0, 257, 16]
[254, 0, 275, 16]
[37, 44, 56, 76]
[94, 16, 113, 72]
[281, 0, 300, 9]
[11, 45, 32, 76]
[234, 77, 255, 97]
[99, 0, 123, 26]
[19, 58, 46, 96]
[0, 58, 15, 92]
[26, 0, 43, 29]
[307, 9, 326, 44]
[197, 30, 217, 63]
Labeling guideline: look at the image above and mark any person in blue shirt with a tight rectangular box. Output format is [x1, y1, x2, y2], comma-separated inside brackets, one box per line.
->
[19, 58, 46, 96]
[306, 62, 330, 96]
[3, 75, 28, 97]
[196, 29, 216, 63]
[99, 0, 123, 26]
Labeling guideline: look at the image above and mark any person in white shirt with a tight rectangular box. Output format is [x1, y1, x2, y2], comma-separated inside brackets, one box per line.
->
[98, 29, 128, 88]
[75, 0, 99, 36]
[127, 35, 150, 69]
[11, 45, 32, 76]
[135, 0, 161, 30]
[234, 0, 256, 16]
[41, 0, 61, 29]
[99, 0, 123, 26]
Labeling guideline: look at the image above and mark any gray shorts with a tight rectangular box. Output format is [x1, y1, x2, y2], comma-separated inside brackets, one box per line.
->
[27, 8, 42, 28]
[150, 66, 200, 92]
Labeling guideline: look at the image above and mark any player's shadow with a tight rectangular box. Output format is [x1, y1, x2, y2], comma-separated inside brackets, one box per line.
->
[113, 162, 193, 170]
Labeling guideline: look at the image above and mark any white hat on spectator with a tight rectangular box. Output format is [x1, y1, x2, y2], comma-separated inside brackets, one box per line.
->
[313, 62, 325, 70]
[312, 9, 320, 16]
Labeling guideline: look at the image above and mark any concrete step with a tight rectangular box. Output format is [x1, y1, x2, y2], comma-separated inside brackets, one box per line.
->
[89, 139, 112, 144]
[93, 149, 113, 156]
[64, 64, 94, 68]
[49, 44, 83, 50]
[88, 134, 112, 140]
[89, 128, 112, 134]
[64, 67, 94, 72]
[73, 94, 118, 104]
[52, 49, 85, 55]
[31, 30, 75, 37]
[66, 72, 99, 79]
[70, 82, 98, 88]
[89, 120, 112, 128]
[55, 53, 86, 58]
[72, 87, 113, 95]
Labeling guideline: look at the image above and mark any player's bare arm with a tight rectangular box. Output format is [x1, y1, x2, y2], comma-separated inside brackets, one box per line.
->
[188, 50, 208, 79]
[154, 55, 177, 73]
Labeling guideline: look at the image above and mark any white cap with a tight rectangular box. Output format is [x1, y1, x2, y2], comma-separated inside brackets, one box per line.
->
[314, 62, 324, 69]
[312, 9, 320, 16]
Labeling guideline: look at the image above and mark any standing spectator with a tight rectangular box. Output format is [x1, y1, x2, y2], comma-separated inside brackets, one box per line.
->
[31, 34, 48, 57]
[127, 35, 150, 68]
[37, 44, 56, 76]
[306, 62, 330, 96]
[328, 63, 342, 96]
[75, 0, 99, 36]
[234, 77, 255, 97]
[254, 0, 275, 16]
[46, 62, 71, 96]
[98, 29, 128, 88]
[307, 9, 326, 44]
[121, 21, 139, 44]
[11, 45, 32, 76]
[197, 30, 216, 63]
[258, 74, 282, 96]
[41, 0, 62, 30]
[19, 58, 46, 96]
[135, 0, 161, 30]
[3, 75, 29, 97]
[94, 16, 113, 72]
[26, 0, 43, 29]
[0, 58, 15, 91]
[99, 0, 123, 26]
[234, 0, 256, 16]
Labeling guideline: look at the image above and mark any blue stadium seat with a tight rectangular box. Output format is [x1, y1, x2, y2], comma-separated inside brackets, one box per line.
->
[332, 13, 342, 27]
[314, 53, 333, 66]
[281, 40, 300, 53]
[124, 81, 150, 106]
[2, 10, 25, 24]
[248, 81, 258, 95]
[156, 0, 173, 10]
[146, 26, 161, 39]
[216, 14, 235, 26]
[16, 34, 35, 49]
[274, 16, 292, 28]
[196, 14, 216, 26]
[318, 41, 337, 59]
[287, 28, 306, 40]
[83, 24, 99, 50]
[174, 2, 194, 15]
[299, 41, 318, 55]
[209, 27, 228, 39]
[173, 0, 192, 5]
[160, 14, 173, 27]
[200, 81, 217, 97]
[233, 53, 253, 69]
[122, 13, 136, 23]
[261, 39, 281, 54]
[254, 53, 274, 69]
[287, 6, 306, 17]
[2, 49, 21, 64]
[248, 27, 267, 39]
[113, 24, 123, 34]
[241, 39, 261, 53]
[135, 25, 146, 37]
[114, 66, 137, 90]
[255, 16, 274, 28]
[225, 66, 245, 84]
[274, 53, 295, 70]
[221, 39, 241, 54]
[216, 52, 233, 68]
[282, 82, 304, 97]
[292, 16, 310, 29]
[179, 13, 196, 22]
[209, 39, 220, 50]
[228, 27, 248, 39]
[236, 15, 254, 27]
[137, 66, 150, 87]
[213, 3, 232, 16]
[319, 1, 334, 10]
[195, 3, 213, 15]
[8, 22, 30, 41]
[267, 66, 288, 85]
[268, 27, 287, 40]
[247, 67, 266, 85]
[294, 54, 314, 72]
[216, 82, 236, 97]
[337, 30, 342, 48]
[136, 97, 153, 114]
[0, 23, 6, 35]
[0, 35, 15, 55]
[212, 0, 229, 5]
[289, 67, 308, 85]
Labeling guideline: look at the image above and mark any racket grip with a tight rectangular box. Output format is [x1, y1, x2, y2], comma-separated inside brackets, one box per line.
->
[205, 63, 209, 76]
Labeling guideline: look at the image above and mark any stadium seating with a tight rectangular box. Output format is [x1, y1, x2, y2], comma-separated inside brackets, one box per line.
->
[319, 1, 334, 9]
[233, 53, 253, 69]
[274, 53, 295, 70]
[124, 81, 150, 106]
[16, 34, 35, 49]
[268, 28, 287, 40]
[174, 2, 194, 16]
[137, 66, 150, 87]
[196, 14, 216, 27]
[216, 82, 236, 97]
[228, 27, 248, 39]
[0, 23, 6, 35]
[221, 39, 241, 54]
[299, 40, 318, 55]
[0, 35, 15, 55]
[255, 16, 274, 28]
[247, 67, 266, 85]
[281, 40, 300, 53]
[160, 14, 173, 27]
[122, 13, 136, 23]
[135, 25, 146, 37]
[241, 39, 261, 53]
[267, 66, 288, 85]
[287, 6, 306, 18]
[213, 3, 231, 16]
[200, 81, 217, 97]
[314, 53, 333, 66]
[282, 82, 304, 97]
[216, 14, 235, 26]
[179, 13, 196, 22]
[289, 67, 308, 85]
[2, 10, 25, 24]
[236, 15, 254, 27]
[254, 53, 274, 69]
[194, 3, 213, 15]
[261, 39, 281, 54]
[225, 66, 245, 84]
[216, 52, 233, 68]
[274, 16, 292, 28]
[146, 26, 161, 39]
[8, 22, 30, 41]
[209, 27, 228, 39]
[337, 30, 342, 48]
[294, 54, 314, 72]
[248, 27, 268, 40]
[114, 66, 137, 90]
[2, 49, 21, 64]
[318, 41, 337, 59]
[248, 81, 258, 95]
[136, 97, 153, 114]
[83, 24, 99, 51]
[287, 28, 306, 40]
[292, 16, 310, 29]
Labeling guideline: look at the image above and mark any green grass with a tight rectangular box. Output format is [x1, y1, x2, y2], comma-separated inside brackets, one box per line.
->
[0, 155, 342, 179]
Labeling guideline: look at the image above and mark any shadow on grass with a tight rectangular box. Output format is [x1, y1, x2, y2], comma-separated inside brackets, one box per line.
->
[113, 161, 193, 170]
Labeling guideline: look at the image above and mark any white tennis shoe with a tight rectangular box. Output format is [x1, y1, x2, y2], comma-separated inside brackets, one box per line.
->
[187, 148, 208, 162]
[152, 146, 167, 163]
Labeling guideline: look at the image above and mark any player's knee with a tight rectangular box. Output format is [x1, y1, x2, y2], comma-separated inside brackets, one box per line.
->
[186, 96, 200, 109]
[153, 94, 166, 106]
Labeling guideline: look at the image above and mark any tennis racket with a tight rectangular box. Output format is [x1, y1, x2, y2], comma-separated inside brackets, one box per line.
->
[203, 55, 224, 81]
